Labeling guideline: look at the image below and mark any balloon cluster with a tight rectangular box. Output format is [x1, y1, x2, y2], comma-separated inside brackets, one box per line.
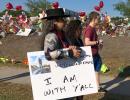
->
[79, 11, 86, 23]
[79, 12, 86, 17]
[6, 2, 13, 10]
[52, 2, 59, 9]
[6, 2, 23, 11]
[16, 5, 22, 11]
[94, 1, 104, 12]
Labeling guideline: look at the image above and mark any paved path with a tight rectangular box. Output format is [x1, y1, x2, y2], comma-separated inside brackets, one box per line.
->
[100, 76, 130, 96]
[0, 66, 130, 96]
[0, 66, 31, 85]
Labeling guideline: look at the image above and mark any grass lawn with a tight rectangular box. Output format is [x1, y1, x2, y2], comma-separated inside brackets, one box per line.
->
[0, 82, 130, 100]
[0, 82, 33, 100]
[0, 36, 130, 99]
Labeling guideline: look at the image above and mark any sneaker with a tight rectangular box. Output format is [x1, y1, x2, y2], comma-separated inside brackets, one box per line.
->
[98, 87, 107, 93]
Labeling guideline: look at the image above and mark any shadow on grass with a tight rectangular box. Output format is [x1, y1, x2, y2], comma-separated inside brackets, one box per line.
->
[101, 66, 130, 89]
[0, 72, 30, 82]
[100, 66, 130, 100]
[99, 91, 130, 100]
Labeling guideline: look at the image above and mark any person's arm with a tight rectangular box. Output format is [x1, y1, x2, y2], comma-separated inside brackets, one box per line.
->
[84, 37, 98, 46]
[44, 33, 73, 60]
[84, 28, 98, 46]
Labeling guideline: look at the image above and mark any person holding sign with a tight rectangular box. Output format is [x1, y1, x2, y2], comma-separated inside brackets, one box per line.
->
[65, 20, 83, 47]
[43, 8, 81, 100]
[65, 20, 83, 100]
[43, 8, 81, 60]
[83, 11, 107, 92]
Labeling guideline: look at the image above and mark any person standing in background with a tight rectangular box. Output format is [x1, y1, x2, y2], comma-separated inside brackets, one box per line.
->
[83, 11, 107, 92]
[65, 19, 83, 100]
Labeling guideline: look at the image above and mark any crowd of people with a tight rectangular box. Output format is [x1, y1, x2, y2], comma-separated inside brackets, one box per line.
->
[0, 2, 129, 100]
[42, 8, 106, 100]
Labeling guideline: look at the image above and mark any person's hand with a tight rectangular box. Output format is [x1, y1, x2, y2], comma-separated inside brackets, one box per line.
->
[72, 48, 81, 58]
[68, 46, 76, 50]
[98, 39, 103, 50]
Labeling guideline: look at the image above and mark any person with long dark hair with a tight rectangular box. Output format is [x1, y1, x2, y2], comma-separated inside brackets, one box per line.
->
[65, 20, 83, 100]
[65, 20, 83, 47]
[43, 8, 81, 100]
[43, 8, 81, 61]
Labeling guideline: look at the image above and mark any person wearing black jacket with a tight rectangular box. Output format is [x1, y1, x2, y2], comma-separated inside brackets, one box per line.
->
[65, 20, 83, 100]
[65, 20, 83, 47]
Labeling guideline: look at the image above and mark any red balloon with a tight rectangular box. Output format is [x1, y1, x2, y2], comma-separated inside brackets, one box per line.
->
[99, 1, 104, 8]
[52, 2, 59, 9]
[6, 2, 13, 10]
[79, 12, 86, 17]
[94, 6, 100, 12]
[16, 5, 22, 11]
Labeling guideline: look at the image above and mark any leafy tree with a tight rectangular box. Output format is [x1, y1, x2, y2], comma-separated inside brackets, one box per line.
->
[114, 0, 130, 17]
[25, 0, 51, 16]
[111, 17, 124, 25]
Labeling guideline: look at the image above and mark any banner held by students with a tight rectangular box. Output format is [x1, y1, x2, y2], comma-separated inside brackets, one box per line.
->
[27, 46, 98, 100]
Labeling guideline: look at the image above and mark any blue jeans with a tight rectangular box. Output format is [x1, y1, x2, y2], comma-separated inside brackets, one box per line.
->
[93, 54, 102, 72]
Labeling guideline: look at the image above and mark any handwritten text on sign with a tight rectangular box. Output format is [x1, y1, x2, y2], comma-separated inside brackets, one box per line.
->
[27, 46, 98, 100]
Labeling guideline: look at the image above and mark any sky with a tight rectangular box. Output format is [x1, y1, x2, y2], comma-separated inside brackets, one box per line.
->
[0, 0, 126, 17]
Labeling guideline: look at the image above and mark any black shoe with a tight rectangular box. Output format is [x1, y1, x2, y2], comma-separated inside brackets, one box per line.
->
[98, 87, 108, 93]
[76, 96, 83, 100]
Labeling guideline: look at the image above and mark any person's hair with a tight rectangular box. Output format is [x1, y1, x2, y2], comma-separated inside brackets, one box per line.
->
[44, 20, 55, 34]
[44, 18, 65, 34]
[41, 19, 54, 50]
[89, 11, 100, 22]
[41, 18, 65, 49]
[65, 20, 81, 45]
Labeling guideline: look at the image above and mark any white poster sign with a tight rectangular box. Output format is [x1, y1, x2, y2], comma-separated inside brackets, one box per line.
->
[27, 46, 98, 100]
